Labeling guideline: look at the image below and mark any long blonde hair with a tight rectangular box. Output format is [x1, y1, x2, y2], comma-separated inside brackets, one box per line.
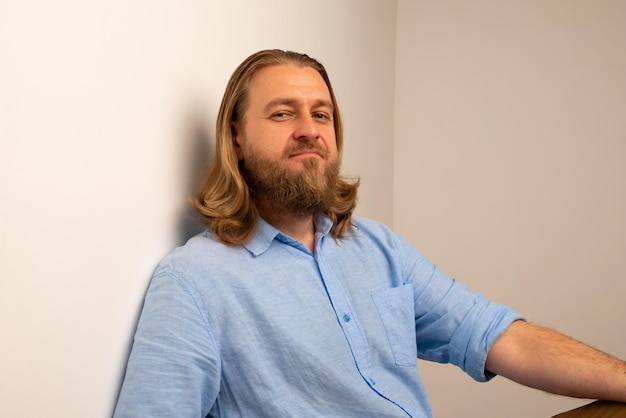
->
[193, 49, 359, 245]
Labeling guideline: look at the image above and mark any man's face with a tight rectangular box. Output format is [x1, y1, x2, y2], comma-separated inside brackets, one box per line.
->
[234, 64, 340, 215]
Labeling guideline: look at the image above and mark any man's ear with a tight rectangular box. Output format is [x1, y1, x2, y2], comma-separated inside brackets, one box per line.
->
[232, 122, 243, 161]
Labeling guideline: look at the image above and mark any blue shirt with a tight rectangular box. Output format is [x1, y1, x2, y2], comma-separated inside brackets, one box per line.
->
[114, 216, 523, 417]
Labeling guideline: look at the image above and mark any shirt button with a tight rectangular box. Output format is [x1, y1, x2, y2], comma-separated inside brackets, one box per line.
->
[342, 313, 351, 322]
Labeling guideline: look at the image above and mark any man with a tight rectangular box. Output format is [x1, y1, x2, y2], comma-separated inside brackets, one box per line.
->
[114, 49, 626, 417]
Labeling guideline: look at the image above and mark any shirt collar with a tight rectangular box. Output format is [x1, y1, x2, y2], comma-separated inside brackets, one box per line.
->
[242, 214, 333, 257]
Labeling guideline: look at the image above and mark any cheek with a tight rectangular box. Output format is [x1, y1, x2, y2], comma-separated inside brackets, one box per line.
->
[242, 136, 284, 161]
[327, 132, 339, 154]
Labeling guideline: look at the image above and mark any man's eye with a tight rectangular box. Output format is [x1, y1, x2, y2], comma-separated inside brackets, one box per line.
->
[271, 112, 290, 120]
[313, 113, 331, 120]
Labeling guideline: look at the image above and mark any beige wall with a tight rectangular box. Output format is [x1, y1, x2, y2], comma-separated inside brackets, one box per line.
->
[0, 1, 396, 417]
[395, 1, 626, 416]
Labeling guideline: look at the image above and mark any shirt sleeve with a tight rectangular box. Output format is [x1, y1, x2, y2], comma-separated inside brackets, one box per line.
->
[399, 236, 524, 382]
[113, 267, 221, 417]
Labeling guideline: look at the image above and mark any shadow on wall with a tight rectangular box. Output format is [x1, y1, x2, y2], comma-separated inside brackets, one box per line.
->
[110, 104, 215, 417]
[177, 106, 215, 245]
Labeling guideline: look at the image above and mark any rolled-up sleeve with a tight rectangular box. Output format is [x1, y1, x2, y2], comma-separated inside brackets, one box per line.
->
[400, 238, 524, 382]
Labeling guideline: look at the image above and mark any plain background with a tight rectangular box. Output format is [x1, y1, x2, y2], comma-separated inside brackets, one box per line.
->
[395, 1, 626, 416]
[1, 1, 624, 417]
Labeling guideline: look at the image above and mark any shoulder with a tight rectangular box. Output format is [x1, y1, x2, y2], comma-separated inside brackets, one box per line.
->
[155, 230, 248, 280]
[350, 216, 403, 246]
[348, 217, 431, 266]
[351, 216, 394, 235]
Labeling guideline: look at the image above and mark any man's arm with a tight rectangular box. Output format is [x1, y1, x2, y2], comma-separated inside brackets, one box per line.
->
[114, 271, 221, 417]
[485, 320, 626, 402]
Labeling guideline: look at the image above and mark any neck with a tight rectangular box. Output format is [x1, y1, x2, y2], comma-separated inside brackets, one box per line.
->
[257, 198, 317, 252]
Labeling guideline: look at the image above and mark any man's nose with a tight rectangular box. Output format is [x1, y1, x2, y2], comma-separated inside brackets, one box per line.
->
[292, 114, 320, 140]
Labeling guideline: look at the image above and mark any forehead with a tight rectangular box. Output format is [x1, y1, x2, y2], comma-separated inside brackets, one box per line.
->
[246, 64, 332, 106]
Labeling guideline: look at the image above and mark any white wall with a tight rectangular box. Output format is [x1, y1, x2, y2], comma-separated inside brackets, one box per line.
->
[0, 1, 396, 417]
[395, 1, 626, 417]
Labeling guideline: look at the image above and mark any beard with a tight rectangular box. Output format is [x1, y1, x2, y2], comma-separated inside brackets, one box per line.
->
[240, 142, 340, 217]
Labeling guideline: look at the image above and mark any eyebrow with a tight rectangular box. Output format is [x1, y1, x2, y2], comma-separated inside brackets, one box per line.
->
[263, 98, 334, 113]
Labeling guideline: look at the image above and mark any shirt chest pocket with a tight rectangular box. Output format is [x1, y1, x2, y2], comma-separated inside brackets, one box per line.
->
[371, 284, 418, 367]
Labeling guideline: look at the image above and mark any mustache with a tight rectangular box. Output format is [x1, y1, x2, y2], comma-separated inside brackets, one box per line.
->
[284, 142, 328, 158]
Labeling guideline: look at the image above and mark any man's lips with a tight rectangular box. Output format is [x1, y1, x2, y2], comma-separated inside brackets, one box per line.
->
[287, 146, 326, 159]
[290, 150, 322, 158]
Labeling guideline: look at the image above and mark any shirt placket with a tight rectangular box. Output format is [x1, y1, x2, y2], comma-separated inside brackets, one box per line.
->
[315, 254, 377, 388]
